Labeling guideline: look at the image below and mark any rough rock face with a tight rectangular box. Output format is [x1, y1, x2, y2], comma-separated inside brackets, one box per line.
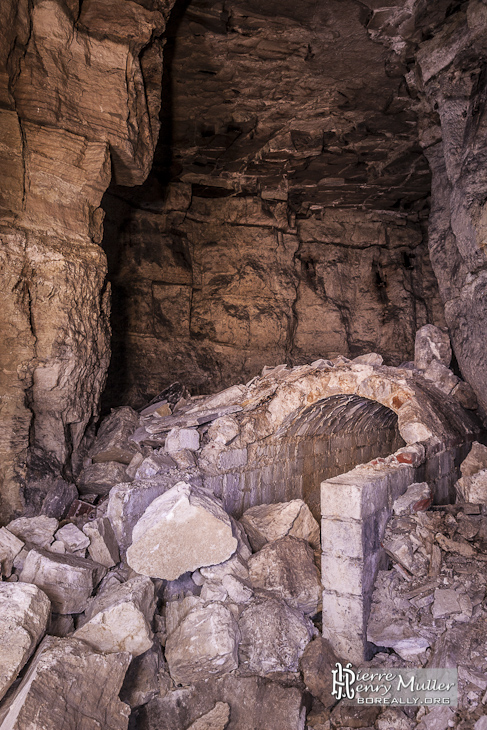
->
[0, 637, 131, 730]
[0, 583, 50, 702]
[0, 0, 175, 523]
[101, 0, 446, 407]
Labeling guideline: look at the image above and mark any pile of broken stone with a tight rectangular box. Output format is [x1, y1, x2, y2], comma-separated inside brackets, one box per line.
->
[0, 331, 486, 730]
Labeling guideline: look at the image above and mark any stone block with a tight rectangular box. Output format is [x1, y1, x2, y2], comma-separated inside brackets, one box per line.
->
[89, 406, 139, 465]
[55, 523, 90, 553]
[242, 499, 320, 551]
[6, 516, 58, 549]
[78, 461, 129, 496]
[218, 448, 248, 470]
[321, 553, 363, 596]
[321, 477, 363, 521]
[321, 518, 362, 559]
[321, 591, 364, 635]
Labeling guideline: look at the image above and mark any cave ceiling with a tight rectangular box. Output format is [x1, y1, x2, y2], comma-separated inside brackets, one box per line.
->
[111, 0, 456, 215]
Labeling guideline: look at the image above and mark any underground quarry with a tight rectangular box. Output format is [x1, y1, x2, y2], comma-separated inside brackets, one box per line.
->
[2, 0, 487, 728]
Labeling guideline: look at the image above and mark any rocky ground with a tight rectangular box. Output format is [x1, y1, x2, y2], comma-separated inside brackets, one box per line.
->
[0, 329, 486, 729]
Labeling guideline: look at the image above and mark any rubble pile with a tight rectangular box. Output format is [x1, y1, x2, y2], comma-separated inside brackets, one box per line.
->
[0, 340, 485, 729]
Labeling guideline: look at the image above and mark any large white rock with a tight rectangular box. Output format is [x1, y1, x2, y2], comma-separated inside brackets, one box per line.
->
[248, 536, 321, 615]
[165, 602, 239, 684]
[127, 482, 237, 580]
[240, 500, 320, 551]
[74, 576, 155, 657]
[7, 516, 58, 549]
[19, 548, 106, 614]
[165, 427, 200, 453]
[0, 583, 51, 701]
[0, 637, 131, 730]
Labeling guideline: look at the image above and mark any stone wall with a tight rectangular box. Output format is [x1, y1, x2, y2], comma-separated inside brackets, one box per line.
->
[321, 438, 473, 664]
[102, 190, 444, 408]
[202, 394, 405, 519]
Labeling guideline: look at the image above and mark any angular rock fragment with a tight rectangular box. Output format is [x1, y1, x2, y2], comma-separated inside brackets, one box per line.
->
[120, 644, 171, 709]
[127, 482, 237, 580]
[165, 602, 239, 684]
[238, 597, 314, 674]
[39, 479, 79, 520]
[165, 427, 200, 453]
[461, 441, 487, 476]
[187, 703, 230, 730]
[299, 636, 340, 709]
[414, 324, 452, 370]
[83, 517, 120, 567]
[207, 415, 239, 445]
[90, 405, 140, 464]
[367, 616, 430, 661]
[451, 381, 478, 410]
[0, 527, 24, 577]
[393, 482, 431, 515]
[78, 460, 129, 496]
[248, 536, 321, 614]
[0, 637, 131, 730]
[107, 471, 202, 552]
[0, 583, 51, 701]
[55, 523, 90, 553]
[19, 548, 106, 614]
[376, 709, 415, 730]
[7, 516, 58, 549]
[134, 452, 177, 480]
[422, 359, 459, 394]
[240, 499, 320, 551]
[74, 575, 155, 657]
[456, 469, 487, 504]
[431, 588, 462, 618]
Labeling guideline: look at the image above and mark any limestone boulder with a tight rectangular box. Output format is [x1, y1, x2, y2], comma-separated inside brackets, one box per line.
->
[461, 441, 487, 477]
[107, 471, 202, 552]
[456, 470, 487, 504]
[134, 452, 178, 480]
[54, 523, 90, 553]
[422, 359, 459, 394]
[7, 516, 58, 549]
[83, 517, 120, 567]
[19, 548, 106, 614]
[0, 527, 24, 577]
[0, 637, 131, 730]
[165, 602, 240, 684]
[0, 583, 51, 701]
[78, 461, 129, 496]
[74, 575, 155, 657]
[238, 597, 314, 674]
[240, 499, 320, 551]
[89, 406, 140, 465]
[414, 324, 452, 370]
[248, 536, 321, 615]
[127, 481, 237, 580]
